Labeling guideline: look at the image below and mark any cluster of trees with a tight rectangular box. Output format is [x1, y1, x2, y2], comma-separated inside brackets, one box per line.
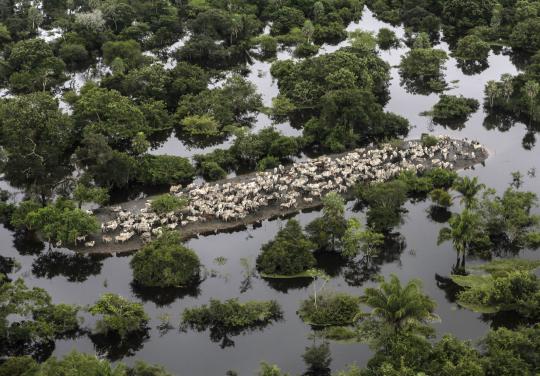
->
[271, 44, 410, 152]
[0, 351, 173, 376]
[180, 298, 283, 348]
[437, 176, 540, 271]
[423, 95, 480, 129]
[130, 231, 200, 288]
[260, 269, 540, 376]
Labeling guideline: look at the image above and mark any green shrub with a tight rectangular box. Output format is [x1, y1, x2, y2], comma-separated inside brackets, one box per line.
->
[424, 168, 458, 189]
[130, 231, 200, 288]
[298, 291, 360, 326]
[430, 188, 452, 207]
[181, 298, 283, 345]
[256, 219, 315, 276]
[200, 161, 227, 181]
[150, 194, 187, 214]
[431, 95, 479, 123]
[89, 293, 149, 338]
[137, 155, 195, 185]
[421, 134, 439, 148]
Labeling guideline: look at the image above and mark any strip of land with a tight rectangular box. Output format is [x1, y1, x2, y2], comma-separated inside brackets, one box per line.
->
[80, 136, 488, 254]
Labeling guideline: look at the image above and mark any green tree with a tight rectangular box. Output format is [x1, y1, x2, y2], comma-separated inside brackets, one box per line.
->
[130, 231, 200, 288]
[6, 38, 66, 93]
[399, 48, 448, 95]
[452, 176, 485, 208]
[73, 184, 109, 208]
[0, 93, 74, 203]
[342, 218, 384, 261]
[89, 293, 149, 339]
[256, 219, 315, 276]
[306, 192, 347, 250]
[73, 85, 149, 150]
[357, 275, 437, 342]
[298, 291, 360, 326]
[150, 194, 187, 214]
[357, 180, 409, 233]
[22, 199, 99, 245]
[437, 209, 489, 269]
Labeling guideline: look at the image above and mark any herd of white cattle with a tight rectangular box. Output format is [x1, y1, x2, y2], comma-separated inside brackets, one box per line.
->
[90, 136, 485, 247]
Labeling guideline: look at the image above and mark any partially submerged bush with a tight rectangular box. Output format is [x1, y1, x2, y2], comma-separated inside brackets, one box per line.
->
[181, 299, 282, 346]
[256, 219, 315, 276]
[89, 293, 149, 338]
[298, 291, 360, 326]
[131, 231, 200, 288]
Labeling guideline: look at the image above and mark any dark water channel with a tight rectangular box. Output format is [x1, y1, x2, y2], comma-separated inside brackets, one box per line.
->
[1, 8, 539, 376]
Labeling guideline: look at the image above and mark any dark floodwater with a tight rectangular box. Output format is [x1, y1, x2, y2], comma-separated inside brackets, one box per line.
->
[2, 8, 539, 376]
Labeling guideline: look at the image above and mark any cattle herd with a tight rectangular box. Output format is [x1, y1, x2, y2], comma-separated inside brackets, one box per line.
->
[92, 136, 486, 248]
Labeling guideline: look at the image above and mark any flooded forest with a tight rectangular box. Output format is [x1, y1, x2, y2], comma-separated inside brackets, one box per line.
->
[0, 0, 539, 375]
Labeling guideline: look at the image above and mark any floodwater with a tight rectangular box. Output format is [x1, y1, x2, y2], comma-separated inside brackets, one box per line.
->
[1, 8, 539, 376]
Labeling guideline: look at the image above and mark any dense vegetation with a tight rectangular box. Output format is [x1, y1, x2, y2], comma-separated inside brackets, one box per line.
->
[1, 0, 540, 373]
[130, 231, 200, 288]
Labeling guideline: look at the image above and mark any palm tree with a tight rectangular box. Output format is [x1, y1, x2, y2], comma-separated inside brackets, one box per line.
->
[452, 176, 485, 209]
[359, 275, 437, 336]
[438, 209, 486, 270]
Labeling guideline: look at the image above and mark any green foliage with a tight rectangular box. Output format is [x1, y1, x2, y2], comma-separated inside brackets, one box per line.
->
[480, 326, 540, 376]
[357, 180, 408, 232]
[0, 93, 75, 200]
[180, 115, 221, 137]
[429, 95, 480, 127]
[357, 275, 437, 342]
[256, 219, 315, 276]
[0, 356, 38, 376]
[74, 85, 149, 150]
[89, 293, 149, 338]
[181, 299, 282, 346]
[150, 194, 188, 214]
[454, 35, 490, 61]
[342, 218, 384, 260]
[21, 199, 99, 245]
[477, 188, 540, 250]
[420, 134, 438, 148]
[0, 279, 80, 358]
[430, 188, 452, 207]
[35, 350, 127, 375]
[130, 231, 200, 288]
[451, 259, 540, 318]
[73, 184, 109, 208]
[136, 155, 195, 186]
[298, 291, 360, 326]
[306, 192, 347, 250]
[399, 48, 448, 95]
[376, 28, 400, 50]
[452, 176, 486, 209]
[6, 38, 66, 93]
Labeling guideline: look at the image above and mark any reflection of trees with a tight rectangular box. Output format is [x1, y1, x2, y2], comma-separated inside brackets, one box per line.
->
[0, 255, 17, 281]
[344, 233, 406, 287]
[89, 327, 150, 361]
[434, 273, 461, 303]
[427, 205, 452, 223]
[13, 230, 44, 256]
[1, 337, 56, 362]
[32, 250, 107, 282]
[130, 281, 201, 307]
[456, 58, 489, 76]
[302, 340, 332, 376]
[262, 276, 312, 293]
